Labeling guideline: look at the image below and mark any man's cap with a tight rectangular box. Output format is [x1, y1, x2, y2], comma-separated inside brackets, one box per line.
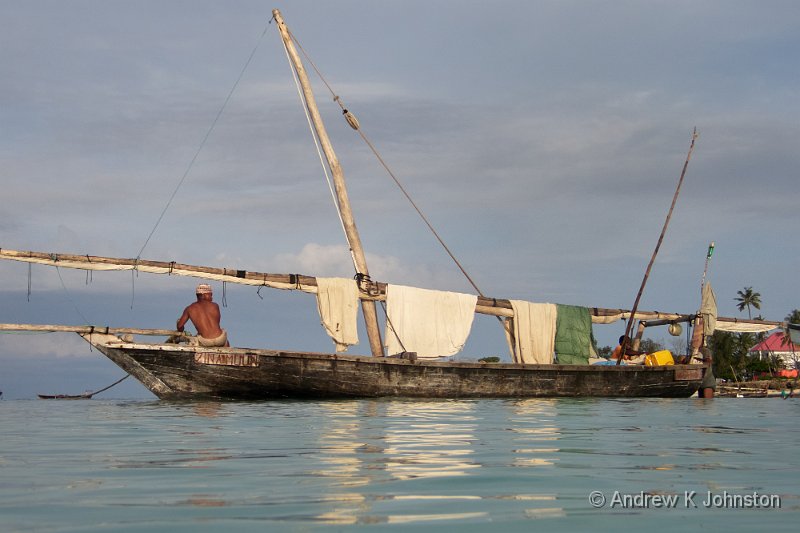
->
[196, 283, 213, 294]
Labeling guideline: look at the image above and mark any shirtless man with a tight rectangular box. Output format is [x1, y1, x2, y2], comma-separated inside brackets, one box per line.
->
[177, 284, 229, 347]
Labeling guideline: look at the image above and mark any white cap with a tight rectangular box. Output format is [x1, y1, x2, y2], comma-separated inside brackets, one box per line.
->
[196, 284, 212, 294]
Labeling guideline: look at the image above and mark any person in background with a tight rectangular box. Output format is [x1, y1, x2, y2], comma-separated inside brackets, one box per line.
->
[177, 284, 230, 347]
[612, 335, 643, 362]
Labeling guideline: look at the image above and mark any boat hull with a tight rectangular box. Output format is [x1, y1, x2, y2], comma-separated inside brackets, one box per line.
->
[86, 335, 704, 399]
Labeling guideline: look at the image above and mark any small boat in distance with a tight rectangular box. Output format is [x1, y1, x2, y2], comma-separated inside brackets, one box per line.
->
[36, 375, 129, 400]
[37, 392, 94, 400]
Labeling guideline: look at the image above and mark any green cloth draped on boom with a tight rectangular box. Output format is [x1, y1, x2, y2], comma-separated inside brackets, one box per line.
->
[555, 304, 594, 365]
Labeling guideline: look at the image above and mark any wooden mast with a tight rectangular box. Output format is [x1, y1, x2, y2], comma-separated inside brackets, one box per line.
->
[617, 129, 698, 364]
[273, 9, 384, 356]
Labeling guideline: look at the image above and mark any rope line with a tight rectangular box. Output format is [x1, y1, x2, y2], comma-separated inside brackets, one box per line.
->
[289, 32, 485, 297]
[355, 129, 485, 297]
[38, 375, 130, 399]
[135, 19, 274, 261]
[89, 374, 130, 396]
[55, 267, 92, 325]
[280, 33, 359, 275]
[380, 300, 407, 354]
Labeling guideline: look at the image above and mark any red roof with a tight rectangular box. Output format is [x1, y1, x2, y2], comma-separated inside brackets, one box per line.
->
[749, 332, 797, 353]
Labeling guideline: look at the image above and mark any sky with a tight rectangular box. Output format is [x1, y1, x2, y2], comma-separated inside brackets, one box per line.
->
[1, 0, 798, 399]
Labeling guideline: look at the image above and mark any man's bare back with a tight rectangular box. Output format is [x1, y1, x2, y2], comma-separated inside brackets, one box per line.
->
[177, 299, 223, 338]
[177, 284, 228, 346]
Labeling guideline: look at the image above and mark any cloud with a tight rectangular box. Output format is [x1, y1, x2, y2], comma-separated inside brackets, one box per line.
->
[271, 242, 466, 291]
[0, 332, 91, 359]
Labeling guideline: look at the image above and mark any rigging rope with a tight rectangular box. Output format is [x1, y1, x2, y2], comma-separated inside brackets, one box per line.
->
[280, 34, 359, 275]
[134, 19, 274, 262]
[380, 300, 407, 353]
[289, 32, 486, 297]
[88, 374, 130, 396]
[38, 375, 130, 399]
[55, 267, 92, 325]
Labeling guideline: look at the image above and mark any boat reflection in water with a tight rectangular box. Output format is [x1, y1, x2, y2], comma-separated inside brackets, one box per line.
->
[313, 400, 484, 524]
[382, 401, 480, 481]
[509, 399, 561, 467]
[313, 401, 373, 488]
[507, 399, 565, 519]
[313, 399, 565, 524]
[312, 402, 372, 525]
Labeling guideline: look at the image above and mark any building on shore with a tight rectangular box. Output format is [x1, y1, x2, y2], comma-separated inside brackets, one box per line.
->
[749, 331, 799, 373]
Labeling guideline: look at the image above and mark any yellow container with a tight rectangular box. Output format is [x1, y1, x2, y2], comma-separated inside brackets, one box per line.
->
[644, 350, 674, 366]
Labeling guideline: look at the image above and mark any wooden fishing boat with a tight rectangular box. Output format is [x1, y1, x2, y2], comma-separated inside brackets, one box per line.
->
[0, 10, 784, 400]
[37, 393, 94, 400]
[4, 304, 763, 400]
[84, 333, 704, 400]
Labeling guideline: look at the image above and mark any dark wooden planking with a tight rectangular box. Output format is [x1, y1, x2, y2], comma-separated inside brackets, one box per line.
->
[92, 341, 703, 400]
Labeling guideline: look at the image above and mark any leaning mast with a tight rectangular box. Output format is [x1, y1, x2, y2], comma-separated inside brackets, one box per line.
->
[273, 9, 384, 356]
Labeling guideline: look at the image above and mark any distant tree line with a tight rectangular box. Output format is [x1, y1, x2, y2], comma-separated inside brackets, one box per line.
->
[596, 286, 798, 381]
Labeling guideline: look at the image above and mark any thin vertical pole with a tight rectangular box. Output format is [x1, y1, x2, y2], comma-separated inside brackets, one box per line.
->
[273, 9, 384, 356]
[618, 129, 698, 363]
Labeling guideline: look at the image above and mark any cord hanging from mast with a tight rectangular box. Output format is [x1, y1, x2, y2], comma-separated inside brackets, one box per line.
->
[289, 32, 486, 298]
[280, 36, 359, 274]
[135, 18, 274, 261]
[274, 9, 385, 356]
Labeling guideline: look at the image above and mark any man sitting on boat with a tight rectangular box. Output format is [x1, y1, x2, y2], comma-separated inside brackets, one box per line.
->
[612, 335, 644, 363]
[176, 284, 230, 347]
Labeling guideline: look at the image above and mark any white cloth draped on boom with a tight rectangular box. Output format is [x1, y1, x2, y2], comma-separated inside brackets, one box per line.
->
[315, 277, 359, 352]
[504, 301, 557, 364]
[714, 320, 778, 333]
[700, 282, 717, 336]
[385, 284, 477, 358]
[2, 248, 784, 335]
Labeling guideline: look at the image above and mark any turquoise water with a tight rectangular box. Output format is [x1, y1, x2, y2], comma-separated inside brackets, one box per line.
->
[1, 398, 797, 531]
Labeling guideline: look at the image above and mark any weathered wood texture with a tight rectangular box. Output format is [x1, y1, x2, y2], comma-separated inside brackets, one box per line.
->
[1, 323, 183, 336]
[89, 337, 704, 400]
[273, 8, 384, 356]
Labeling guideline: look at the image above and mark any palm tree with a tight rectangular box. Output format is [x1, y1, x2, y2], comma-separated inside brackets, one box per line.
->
[735, 287, 761, 319]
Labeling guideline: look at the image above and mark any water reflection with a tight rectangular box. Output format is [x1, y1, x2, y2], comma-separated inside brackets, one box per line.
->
[508, 399, 561, 468]
[313, 402, 371, 488]
[312, 400, 485, 524]
[383, 401, 479, 480]
[191, 401, 223, 419]
[504, 400, 565, 518]
[309, 399, 567, 524]
[8, 398, 794, 530]
[312, 402, 371, 525]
